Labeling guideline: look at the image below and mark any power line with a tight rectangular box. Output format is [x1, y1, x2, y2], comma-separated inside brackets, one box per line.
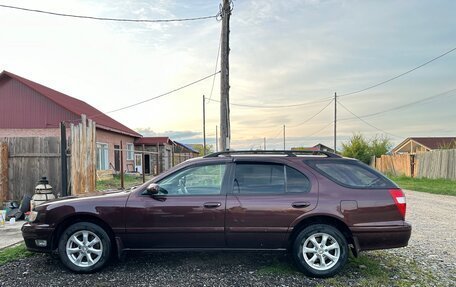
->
[339, 46, 456, 97]
[0, 4, 218, 23]
[289, 99, 333, 128]
[92, 71, 220, 117]
[337, 100, 401, 138]
[305, 122, 333, 138]
[207, 31, 222, 104]
[339, 87, 456, 121]
[210, 96, 333, 109]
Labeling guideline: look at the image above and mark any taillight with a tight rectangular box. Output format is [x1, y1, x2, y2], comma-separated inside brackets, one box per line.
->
[389, 188, 406, 219]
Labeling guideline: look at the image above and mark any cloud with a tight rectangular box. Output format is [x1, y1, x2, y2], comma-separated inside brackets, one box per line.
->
[135, 127, 200, 140]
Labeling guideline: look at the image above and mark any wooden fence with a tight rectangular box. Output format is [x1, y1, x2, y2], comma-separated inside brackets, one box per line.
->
[415, 149, 456, 179]
[0, 116, 97, 202]
[70, 115, 96, 195]
[0, 137, 64, 202]
[372, 154, 412, 177]
[372, 149, 456, 179]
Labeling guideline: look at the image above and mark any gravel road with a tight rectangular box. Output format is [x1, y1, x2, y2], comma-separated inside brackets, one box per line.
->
[0, 190, 455, 287]
[385, 190, 456, 285]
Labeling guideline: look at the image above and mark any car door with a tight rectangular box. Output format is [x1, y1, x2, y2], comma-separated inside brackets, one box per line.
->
[225, 160, 318, 249]
[124, 162, 229, 249]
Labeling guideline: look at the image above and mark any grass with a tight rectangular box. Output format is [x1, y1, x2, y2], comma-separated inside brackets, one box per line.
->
[389, 175, 456, 196]
[0, 244, 34, 266]
[258, 252, 438, 287]
[257, 258, 299, 275]
[96, 174, 152, 191]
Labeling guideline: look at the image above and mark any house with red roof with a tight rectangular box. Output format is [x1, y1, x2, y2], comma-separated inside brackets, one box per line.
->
[0, 70, 141, 172]
[392, 137, 456, 154]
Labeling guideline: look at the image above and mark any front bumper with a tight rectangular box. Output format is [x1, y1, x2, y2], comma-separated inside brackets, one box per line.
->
[351, 221, 412, 252]
[21, 222, 55, 253]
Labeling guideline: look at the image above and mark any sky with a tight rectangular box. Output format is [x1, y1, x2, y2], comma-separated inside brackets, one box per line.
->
[1, 0, 455, 150]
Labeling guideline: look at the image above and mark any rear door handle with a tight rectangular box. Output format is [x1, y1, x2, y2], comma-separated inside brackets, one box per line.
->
[292, 202, 311, 208]
[203, 202, 222, 208]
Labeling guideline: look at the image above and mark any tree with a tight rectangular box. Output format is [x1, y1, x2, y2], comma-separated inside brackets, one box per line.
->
[193, 144, 214, 156]
[370, 135, 392, 158]
[341, 133, 371, 164]
[341, 133, 392, 164]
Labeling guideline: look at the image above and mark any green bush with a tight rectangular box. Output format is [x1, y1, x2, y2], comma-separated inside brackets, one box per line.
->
[342, 134, 392, 164]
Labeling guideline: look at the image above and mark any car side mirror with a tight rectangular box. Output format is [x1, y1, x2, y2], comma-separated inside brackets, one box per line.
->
[145, 183, 160, 195]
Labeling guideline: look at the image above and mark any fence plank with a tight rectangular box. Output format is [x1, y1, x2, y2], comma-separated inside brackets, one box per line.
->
[0, 143, 8, 202]
[69, 115, 96, 195]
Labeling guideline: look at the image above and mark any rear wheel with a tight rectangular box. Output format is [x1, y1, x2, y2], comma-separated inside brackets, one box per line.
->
[58, 222, 111, 273]
[292, 224, 348, 278]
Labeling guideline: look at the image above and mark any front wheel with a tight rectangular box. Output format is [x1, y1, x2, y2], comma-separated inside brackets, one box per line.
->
[58, 222, 111, 273]
[292, 224, 348, 278]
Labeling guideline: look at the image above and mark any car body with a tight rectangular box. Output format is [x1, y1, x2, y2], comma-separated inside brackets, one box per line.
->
[22, 150, 411, 277]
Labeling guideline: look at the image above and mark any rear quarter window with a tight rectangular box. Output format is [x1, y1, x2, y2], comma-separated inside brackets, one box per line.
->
[307, 160, 394, 188]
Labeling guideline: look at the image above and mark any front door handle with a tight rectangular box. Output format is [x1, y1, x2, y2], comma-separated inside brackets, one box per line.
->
[203, 202, 222, 208]
[292, 202, 311, 208]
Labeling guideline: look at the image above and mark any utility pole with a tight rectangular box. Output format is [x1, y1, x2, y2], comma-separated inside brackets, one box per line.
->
[220, 0, 231, 151]
[334, 92, 337, 153]
[264, 137, 266, 150]
[283, 125, 286, 150]
[216, 125, 218, 152]
[203, 95, 206, 155]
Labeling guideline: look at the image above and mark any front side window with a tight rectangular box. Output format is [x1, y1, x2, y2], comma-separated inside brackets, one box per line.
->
[126, 143, 134, 160]
[233, 163, 311, 194]
[157, 164, 226, 195]
[96, 143, 109, 170]
[309, 160, 392, 188]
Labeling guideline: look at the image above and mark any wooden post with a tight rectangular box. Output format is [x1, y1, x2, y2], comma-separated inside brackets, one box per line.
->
[60, 122, 68, 197]
[203, 95, 207, 155]
[171, 143, 175, 167]
[156, 143, 160, 174]
[81, 114, 87, 193]
[89, 119, 96, 192]
[120, 141, 124, 189]
[334, 92, 337, 153]
[0, 143, 8, 202]
[142, 144, 146, 183]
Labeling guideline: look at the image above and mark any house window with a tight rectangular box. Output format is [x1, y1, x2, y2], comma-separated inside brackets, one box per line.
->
[96, 143, 109, 170]
[126, 143, 134, 161]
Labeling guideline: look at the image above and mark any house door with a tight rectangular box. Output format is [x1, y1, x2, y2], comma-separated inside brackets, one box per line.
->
[114, 145, 120, 172]
[144, 154, 151, 174]
[135, 154, 142, 174]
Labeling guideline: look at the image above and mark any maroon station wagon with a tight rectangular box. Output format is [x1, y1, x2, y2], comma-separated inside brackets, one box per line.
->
[22, 150, 411, 277]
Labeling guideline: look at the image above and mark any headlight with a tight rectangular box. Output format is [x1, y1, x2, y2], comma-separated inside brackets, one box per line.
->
[28, 211, 38, 222]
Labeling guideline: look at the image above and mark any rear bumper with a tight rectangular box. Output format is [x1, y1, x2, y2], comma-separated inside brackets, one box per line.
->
[351, 222, 412, 252]
[21, 222, 55, 253]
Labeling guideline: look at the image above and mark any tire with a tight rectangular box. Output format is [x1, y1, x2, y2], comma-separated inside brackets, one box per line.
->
[58, 222, 111, 273]
[292, 224, 348, 278]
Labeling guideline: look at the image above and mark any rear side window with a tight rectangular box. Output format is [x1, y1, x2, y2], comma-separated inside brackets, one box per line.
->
[286, 166, 311, 193]
[308, 160, 392, 188]
[234, 163, 311, 194]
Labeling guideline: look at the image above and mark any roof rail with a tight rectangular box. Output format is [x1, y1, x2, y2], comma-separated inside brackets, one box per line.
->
[204, 150, 341, 158]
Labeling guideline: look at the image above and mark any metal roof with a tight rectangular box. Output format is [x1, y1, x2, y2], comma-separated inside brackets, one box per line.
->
[174, 141, 199, 154]
[0, 70, 141, 138]
[135, 137, 174, 145]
